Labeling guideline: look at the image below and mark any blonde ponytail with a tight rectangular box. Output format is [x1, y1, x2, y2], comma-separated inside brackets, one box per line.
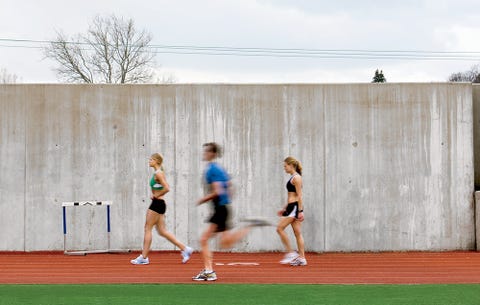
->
[284, 156, 302, 175]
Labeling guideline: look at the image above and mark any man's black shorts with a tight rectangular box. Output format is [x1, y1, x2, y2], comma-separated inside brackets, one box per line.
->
[209, 204, 232, 232]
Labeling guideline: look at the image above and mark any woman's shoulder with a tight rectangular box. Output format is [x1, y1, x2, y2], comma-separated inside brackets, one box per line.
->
[292, 173, 302, 183]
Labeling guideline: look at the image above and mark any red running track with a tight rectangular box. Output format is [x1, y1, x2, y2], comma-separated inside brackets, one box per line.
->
[1, 251, 480, 284]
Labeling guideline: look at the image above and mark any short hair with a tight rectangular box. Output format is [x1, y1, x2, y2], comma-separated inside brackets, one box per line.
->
[203, 142, 222, 158]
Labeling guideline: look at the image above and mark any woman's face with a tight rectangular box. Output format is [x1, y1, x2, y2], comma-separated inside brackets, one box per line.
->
[149, 157, 156, 167]
[284, 162, 294, 174]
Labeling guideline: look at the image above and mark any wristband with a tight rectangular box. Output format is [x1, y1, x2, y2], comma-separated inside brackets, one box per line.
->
[298, 210, 304, 213]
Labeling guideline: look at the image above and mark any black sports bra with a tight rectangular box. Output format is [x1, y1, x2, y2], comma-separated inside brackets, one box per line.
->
[286, 175, 297, 193]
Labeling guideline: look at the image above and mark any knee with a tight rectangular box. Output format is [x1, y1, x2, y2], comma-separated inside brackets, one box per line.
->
[276, 226, 284, 234]
[219, 236, 230, 249]
[219, 241, 231, 249]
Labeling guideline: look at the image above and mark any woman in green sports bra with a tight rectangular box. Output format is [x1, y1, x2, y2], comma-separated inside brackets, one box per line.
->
[130, 153, 193, 265]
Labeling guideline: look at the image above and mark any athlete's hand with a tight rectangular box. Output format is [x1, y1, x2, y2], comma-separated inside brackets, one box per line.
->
[297, 212, 304, 222]
[277, 209, 285, 217]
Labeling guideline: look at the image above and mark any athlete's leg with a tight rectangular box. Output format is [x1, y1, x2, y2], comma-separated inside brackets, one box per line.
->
[219, 226, 251, 249]
[276, 217, 295, 252]
[155, 214, 186, 251]
[200, 224, 218, 271]
[142, 209, 160, 258]
[291, 220, 305, 258]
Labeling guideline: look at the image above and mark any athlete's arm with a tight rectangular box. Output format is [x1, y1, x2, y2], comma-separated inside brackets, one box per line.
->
[278, 200, 289, 216]
[197, 181, 222, 205]
[154, 171, 170, 197]
[293, 175, 304, 221]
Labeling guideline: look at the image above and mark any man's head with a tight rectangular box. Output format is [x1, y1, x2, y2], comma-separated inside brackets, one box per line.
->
[202, 142, 222, 161]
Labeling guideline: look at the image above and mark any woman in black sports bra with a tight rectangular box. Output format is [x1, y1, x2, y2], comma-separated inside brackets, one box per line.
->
[276, 156, 307, 266]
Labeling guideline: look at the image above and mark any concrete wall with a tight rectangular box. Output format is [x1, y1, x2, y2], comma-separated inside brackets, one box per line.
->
[473, 84, 480, 189]
[0, 83, 474, 252]
[475, 191, 480, 250]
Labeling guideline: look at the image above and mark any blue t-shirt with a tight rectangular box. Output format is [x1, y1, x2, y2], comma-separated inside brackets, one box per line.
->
[205, 162, 231, 206]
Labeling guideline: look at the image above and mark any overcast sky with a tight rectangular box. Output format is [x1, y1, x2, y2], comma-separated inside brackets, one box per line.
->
[1, 0, 480, 83]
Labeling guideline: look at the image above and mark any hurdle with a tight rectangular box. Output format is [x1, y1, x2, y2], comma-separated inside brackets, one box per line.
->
[62, 201, 130, 255]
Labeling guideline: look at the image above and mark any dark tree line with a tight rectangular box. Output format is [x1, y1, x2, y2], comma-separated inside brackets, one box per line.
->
[448, 64, 480, 83]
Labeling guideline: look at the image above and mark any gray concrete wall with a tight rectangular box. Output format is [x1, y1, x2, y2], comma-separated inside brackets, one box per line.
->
[475, 191, 480, 250]
[0, 83, 474, 252]
[473, 84, 480, 189]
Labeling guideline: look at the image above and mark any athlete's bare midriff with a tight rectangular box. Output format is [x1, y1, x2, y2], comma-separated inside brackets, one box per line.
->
[151, 189, 165, 200]
[287, 192, 299, 204]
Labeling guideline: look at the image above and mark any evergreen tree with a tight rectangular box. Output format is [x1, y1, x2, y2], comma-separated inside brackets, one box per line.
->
[372, 69, 387, 83]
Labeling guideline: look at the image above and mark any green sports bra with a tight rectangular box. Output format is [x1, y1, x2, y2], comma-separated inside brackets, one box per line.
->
[150, 171, 164, 190]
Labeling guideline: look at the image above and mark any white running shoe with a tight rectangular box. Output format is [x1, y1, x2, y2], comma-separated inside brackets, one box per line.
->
[192, 270, 217, 281]
[181, 246, 193, 264]
[280, 251, 299, 264]
[290, 257, 308, 266]
[130, 255, 149, 265]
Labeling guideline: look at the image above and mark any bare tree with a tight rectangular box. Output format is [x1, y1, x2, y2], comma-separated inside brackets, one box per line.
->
[0, 68, 19, 83]
[45, 15, 155, 83]
[448, 64, 480, 83]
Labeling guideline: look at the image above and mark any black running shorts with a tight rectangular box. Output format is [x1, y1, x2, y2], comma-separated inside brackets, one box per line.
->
[209, 204, 232, 232]
[149, 198, 167, 214]
[282, 202, 299, 219]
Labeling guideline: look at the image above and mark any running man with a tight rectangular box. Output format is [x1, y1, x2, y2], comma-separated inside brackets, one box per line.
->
[276, 156, 307, 266]
[131, 153, 193, 265]
[192, 143, 269, 281]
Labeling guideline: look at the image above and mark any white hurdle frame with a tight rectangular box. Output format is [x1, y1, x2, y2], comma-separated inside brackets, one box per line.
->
[62, 201, 130, 255]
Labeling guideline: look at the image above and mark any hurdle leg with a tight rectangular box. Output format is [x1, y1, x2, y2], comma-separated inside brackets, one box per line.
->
[105, 204, 131, 254]
[107, 205, 111, 251]
[63, 206, 67, 253]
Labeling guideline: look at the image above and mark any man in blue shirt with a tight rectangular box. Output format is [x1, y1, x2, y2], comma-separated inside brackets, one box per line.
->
[192, 142, 269, 281]
[205, 161, 231, 209]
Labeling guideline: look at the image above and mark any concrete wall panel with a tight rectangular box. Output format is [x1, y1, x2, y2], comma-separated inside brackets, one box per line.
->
[324, 84, 474, 251]
[0, 86, 26, 251]
[473, 85, 480, 189]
